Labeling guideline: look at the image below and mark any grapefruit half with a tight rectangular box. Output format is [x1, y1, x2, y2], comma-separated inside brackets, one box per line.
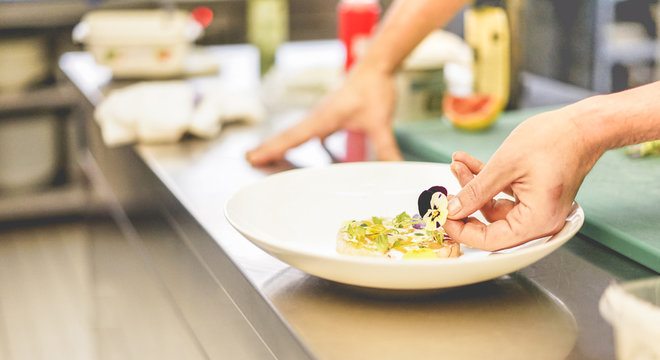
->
[442, 94, 503, 131]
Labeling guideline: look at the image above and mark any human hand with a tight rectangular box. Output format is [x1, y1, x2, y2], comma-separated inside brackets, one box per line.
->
[246, 66, 403, 166]
[442, 108, 604, 251]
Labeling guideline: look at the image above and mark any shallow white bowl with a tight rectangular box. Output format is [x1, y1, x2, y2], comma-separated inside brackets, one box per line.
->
[225, 162, 584, 289]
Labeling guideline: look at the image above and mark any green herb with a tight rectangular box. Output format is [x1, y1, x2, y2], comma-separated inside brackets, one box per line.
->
[432, 230, 444, 243]
[346, 222, 356, 238]
[355, 226, 366, 242]
[375, 234, 389, 252]
[372, 216, 383, 225]
[346, 221, 367, 242]
[394, 211, 412, 228]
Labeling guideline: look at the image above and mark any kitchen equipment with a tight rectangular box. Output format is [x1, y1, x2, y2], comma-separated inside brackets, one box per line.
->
[600, 277, 660, 360]
[395, 30, 474, 122]
[0, 36, 49, 92]
[72, 9, 204, 78]
[395, 106, 660, 273]
[0, 114, 59, 191]
[225, 162, 584, 290]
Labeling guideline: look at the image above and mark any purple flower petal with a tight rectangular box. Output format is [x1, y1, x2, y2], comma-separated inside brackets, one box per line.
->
[417, 186, 448, 217]
[412, 214, 425, 229]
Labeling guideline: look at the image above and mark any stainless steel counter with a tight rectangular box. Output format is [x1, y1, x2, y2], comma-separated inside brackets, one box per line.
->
[60, 44, 656, 360]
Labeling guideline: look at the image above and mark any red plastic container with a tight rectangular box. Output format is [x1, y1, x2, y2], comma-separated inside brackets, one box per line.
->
[338, 0, 380, 161]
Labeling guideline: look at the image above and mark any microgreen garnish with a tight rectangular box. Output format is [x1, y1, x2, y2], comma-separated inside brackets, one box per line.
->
[393, 211, 413, 228]
[375, 234, 389, 252]
[339, 185, 459, 259]
[346, 221, 367, 242]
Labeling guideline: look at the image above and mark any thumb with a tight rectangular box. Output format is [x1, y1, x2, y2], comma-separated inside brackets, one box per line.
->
[447, 164, 510, 219]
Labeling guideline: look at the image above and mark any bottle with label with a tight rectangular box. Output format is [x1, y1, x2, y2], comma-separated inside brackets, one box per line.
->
[247, 0, 289, 75]
[337, 0, 380, 162]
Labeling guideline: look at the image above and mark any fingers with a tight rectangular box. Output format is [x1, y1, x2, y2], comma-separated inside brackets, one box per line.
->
[450, 158, 514, 223]
[452, 151, 485, 175]
[451, 151, 513, 196]
[449, 158, 475, 187]
[247, 108, 339, 166]
[447, 154, 514, 221]
[247, 107, 402, 165]
[247, 121, 403, 165]
[444, 200, 566, 251]
[444, 217, 525, 252]
[247, 68, 400, 165]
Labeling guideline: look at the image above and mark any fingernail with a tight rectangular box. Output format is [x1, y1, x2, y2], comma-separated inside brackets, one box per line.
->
[447, 197, 461, 216]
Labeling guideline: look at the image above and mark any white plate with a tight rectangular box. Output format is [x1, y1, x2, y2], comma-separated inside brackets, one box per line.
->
[225, 162, 584, 290]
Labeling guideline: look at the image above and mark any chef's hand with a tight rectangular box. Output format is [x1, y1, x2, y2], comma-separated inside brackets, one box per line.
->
[245, 0, 472, 166]
[442, 107, 603, 251]
[246, 66, 403, 166]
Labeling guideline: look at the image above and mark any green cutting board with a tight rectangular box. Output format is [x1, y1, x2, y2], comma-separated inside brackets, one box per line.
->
[395, 107, 660, 273]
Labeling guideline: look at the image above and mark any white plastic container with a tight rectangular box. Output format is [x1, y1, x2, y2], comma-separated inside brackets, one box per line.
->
[73, 10, 202, 78]
[600, 277, 660, 360]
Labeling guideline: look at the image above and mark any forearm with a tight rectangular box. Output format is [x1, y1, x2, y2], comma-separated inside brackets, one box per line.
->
[568, 81, 660, 155]
[356, 0, 470, 75]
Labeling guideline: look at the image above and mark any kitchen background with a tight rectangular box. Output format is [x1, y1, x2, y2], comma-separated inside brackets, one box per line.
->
[0, 0, 658, 220]
[0, 0, 658, 359]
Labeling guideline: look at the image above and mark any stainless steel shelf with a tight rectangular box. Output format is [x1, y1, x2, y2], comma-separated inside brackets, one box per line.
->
[0, 1, 88, 29]
[0, 83, 79, 115]
[0, 0, 241, 30]
[0, 183, 87, 221]
[607, 38, 657, 64]
[592, 0, 659, 93]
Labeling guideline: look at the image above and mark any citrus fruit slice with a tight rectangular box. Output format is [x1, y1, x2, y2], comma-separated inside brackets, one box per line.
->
[442, 94, 503, 131]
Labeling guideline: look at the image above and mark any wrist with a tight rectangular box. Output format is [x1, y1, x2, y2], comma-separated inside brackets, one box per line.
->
[353, 44, 399, 76]
[561, 95, 612, 159]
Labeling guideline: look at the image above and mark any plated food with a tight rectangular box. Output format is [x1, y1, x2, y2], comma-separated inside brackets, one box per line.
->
[225, 162, 584, 289]
[337, 186, 462, 259]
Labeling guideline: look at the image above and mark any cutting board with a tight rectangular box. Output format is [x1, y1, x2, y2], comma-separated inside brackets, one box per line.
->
[395, 107, 660, 273]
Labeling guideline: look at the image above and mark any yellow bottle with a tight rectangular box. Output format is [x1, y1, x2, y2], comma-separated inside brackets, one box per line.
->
[464, 3, 511, 108]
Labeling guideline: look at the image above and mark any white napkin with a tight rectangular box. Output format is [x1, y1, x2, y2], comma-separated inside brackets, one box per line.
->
[94, 81, 263, 146]
[189, 85, 265, 139]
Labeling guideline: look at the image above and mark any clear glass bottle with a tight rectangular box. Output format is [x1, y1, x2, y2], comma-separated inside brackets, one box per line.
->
[247, 0, 289, 75]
